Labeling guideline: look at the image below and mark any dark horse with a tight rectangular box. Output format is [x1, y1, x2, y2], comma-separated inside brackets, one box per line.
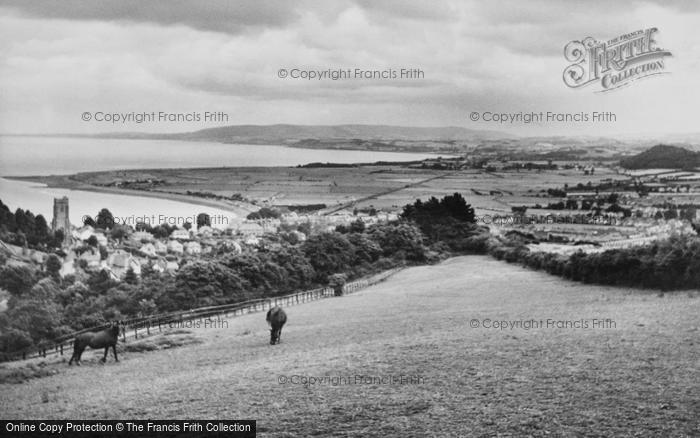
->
[266, 306, 287, 345]
[68, 321, 121, 366]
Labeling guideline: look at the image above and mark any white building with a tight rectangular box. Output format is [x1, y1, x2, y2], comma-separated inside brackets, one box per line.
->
[184, 241, 202, 255]
[154, 241, 168, 254]
[167, 240, 184, 254]
[236, 222, 265, 237]
[107, 249, 142, 278]
[139, 243, 157, 257]
[170, 228, 191, 240]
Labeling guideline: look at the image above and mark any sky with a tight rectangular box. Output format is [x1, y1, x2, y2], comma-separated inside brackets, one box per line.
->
[0, 0, 698, 137]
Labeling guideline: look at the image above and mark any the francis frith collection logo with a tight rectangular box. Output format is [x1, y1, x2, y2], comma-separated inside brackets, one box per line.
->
[563, 28, 672, 92]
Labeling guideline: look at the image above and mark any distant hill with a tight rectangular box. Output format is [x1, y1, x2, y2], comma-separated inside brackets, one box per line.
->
[80, 124, 514, 154]
[619, 144, 700, 170]
[160, 124, 512, 144]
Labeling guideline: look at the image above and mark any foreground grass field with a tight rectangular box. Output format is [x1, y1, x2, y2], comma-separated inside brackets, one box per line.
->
[1, 256, 698, 436]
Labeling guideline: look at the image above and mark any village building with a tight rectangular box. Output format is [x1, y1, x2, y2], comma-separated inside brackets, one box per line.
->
[167, 240, 184, 254]
[184, 241, 202, 255]
[154, 241, 168, 254]
[236, 221, 265, 237]
[78, 247, 101, 269]
[130, 231, 155, 243]
[106, 249, 142, 278]
[170, 228, 191, 240]
[139, 243, 157, 257]
[197, 225, 214, 237]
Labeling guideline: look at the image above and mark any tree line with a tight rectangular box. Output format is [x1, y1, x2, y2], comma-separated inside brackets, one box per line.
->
[0, 200, 65, 250]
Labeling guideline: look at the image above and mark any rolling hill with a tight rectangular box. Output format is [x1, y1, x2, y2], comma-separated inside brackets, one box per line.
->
[619, 144, 700, 169]
[1, 256, 697, 435]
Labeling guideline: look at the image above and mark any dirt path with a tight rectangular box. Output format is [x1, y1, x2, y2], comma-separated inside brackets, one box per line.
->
[1, 256, 698, 436]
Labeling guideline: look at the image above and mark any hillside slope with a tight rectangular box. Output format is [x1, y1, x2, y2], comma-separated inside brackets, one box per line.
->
[1, 257, 698, 436]
[620, 144, 700, 169]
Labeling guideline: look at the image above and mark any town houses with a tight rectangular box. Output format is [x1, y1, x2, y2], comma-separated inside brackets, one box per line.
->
[32, 198, 400, 283]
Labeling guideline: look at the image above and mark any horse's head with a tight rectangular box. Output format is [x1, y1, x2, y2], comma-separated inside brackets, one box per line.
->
[109, 320, 121, 336]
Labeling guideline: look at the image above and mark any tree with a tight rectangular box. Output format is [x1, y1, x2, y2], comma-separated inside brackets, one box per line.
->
[0, 265, 38, 297]
[247, 207, 281, 220]
[32, 215, 50, 246]
[0, 328, 33, 357]
[96, 208, 114, 229]
[50, 229, 65, 248]
[349, 219, 366, 233]
[347, 233, 381, 264]
[45, 254, 62, 279]
[328, 273, 347, 296]
[110, 225, 129, 241]
[302, 232, 355, 282]
[135, 222, 152, 232]
[368, 222, 425, 261]
[175, 261, 249, 307]
[87, 235, 99, 247]
[197, 213, 211, 228]
[124, 267, 139, 285]
[83, 216, 96, 227]
[183, 222, 192, 231]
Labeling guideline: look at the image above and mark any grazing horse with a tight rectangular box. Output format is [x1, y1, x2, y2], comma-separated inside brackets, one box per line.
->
[266, 306, 287, 345]
[68, 321, 121, 366]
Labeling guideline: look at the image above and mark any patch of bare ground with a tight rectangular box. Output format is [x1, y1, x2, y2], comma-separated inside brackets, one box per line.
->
[1, 256, 698, 436]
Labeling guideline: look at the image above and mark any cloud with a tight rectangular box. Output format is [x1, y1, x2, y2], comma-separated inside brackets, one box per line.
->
[0, 0, 698, 136]
[0, 0, 301, 34]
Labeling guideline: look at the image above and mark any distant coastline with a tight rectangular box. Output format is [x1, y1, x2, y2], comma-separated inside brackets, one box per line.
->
[4, 174, 255, 218]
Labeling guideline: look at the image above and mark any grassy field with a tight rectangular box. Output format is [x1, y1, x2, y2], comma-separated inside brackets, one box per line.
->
[16, 165, 621, 216]
[1, 256, 698, 436]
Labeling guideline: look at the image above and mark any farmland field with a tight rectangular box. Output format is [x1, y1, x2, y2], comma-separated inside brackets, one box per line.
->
[17, 165, 622, 216]
[1, 256, 698, 436]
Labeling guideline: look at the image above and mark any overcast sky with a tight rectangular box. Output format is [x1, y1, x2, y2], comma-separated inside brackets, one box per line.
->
[0, 0, 698, 136]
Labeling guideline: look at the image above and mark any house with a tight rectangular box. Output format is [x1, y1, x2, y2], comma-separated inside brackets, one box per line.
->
[154, 241, 168, 254]
[291, 230, 307, 242]
[170, 228, 191, 240]
[107, 249, 141, 278]
[93, 232, 108, 247]
[197, 225, 214, 237]
[259, 219, 281, 233]
[243, 235, 260, 246]
[139, 243, 157, 257]
[79, 247, 101, 268]
[131, 231, 154, 244]
[236, 222, 265, 236]
[184, 241, 202, 255]
[72, 225, 108, 246]
[153, 257, 179, 273]
[167, 240, 184, 254]
[59, 251, 77, 277]
[219, 240, 242, 254]
[72, 225, 95, 241]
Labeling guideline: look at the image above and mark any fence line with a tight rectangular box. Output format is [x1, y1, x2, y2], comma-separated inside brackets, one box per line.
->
[3, 267, 403, 363]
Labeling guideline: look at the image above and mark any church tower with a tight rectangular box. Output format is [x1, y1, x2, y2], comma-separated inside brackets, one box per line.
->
[51, 196, 71, 233]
